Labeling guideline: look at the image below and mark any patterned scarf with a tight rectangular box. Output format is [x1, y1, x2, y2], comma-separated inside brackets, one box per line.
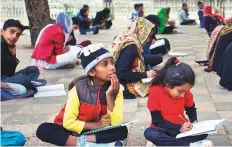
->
[110, 17, 155, 97]
[208, 22, 232, 68]
[206, 17, 232, 58]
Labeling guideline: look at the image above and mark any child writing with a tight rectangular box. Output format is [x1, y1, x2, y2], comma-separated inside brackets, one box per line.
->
[144, 57, 213, 146]
[36, 44, 128, 146]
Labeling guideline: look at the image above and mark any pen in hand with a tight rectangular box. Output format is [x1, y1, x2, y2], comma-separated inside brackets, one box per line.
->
[179, 114, 193, 129]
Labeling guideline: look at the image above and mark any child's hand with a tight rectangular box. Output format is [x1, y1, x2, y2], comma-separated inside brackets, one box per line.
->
[100, 114, 111, 127]
[106, 74, 119, 98]
[9, 45, 16, 56]
[180, 122, 192, 132]
[146, 70, 156, 78]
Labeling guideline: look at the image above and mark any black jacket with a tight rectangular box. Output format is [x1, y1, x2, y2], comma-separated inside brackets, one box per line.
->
[1, 37, 19, 77]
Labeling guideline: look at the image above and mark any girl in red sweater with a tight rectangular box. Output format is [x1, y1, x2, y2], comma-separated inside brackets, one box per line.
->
[144, 57, 213, 146]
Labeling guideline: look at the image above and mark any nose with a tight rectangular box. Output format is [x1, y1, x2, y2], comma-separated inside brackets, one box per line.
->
[13, 33, 17, 39]
[109, 63, 115, 71]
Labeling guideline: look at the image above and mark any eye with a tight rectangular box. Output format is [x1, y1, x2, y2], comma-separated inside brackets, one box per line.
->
[101, 61, 107, 67]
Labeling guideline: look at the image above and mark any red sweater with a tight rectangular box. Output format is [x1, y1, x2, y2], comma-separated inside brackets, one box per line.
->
[148, 85, 194, 126]
[31, 24, 65, 63]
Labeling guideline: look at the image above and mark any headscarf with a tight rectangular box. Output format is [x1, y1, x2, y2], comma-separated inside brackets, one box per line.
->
[204, 5, 214, 16]
[157, 8, 168, 34]
[110, 17, 155, 97]
[206, 17, 232, 58]
[56, 12, 73, 45]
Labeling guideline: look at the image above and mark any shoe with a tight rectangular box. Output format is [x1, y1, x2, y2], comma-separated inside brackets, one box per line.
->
[93, 27, 99, 34]
[204, 68, 212, 72]
[114, 141, 123, 146]
[190, 140, 214, 147]
[31, 79, 47, 87]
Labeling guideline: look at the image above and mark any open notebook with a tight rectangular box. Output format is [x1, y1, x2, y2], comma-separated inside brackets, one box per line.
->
[34, 84, 66, 98]
[176, 119, 230, 139]
[150, 39, 165, 50]
[82, 120, 137, 135]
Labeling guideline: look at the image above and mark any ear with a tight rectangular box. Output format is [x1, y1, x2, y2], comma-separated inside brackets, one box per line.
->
[88, 69, 96, 77]
[1, 29, 4, 35]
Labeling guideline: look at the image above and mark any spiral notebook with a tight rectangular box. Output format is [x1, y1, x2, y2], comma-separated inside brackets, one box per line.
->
[176, 119, 230, 139]
[82, 120, 137, 135]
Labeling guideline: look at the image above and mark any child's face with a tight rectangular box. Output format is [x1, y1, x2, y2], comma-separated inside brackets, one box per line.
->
[1, 27, 22, 45]
[85, 9, 89, 16]
[164, 83, 193, 99]
[88, 57, 115, 81]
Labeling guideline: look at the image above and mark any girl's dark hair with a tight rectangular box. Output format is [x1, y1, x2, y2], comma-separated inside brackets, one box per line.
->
[151, 57, 195, 88]
[83, 4, 89, 9]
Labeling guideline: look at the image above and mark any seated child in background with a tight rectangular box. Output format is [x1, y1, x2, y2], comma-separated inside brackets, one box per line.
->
[36, 44, 128, 146]
[31, 12, 82, 70]
[93, 8, 112, 29]
[1, 19, 43, 96]
[144, 57, 213, 146]
[78, 8, 99, 35]
[66, 17, 92, 47]
[197, 1, 205, 28]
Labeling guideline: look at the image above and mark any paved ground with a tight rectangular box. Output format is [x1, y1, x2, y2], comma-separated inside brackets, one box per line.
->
[1, 20, 232, 146]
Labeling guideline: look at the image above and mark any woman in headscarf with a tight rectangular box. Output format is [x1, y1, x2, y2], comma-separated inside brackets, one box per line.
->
[31, 12, 82, 70]
[207, 19, 232, 72]
[203, 5, 220, 36]
[196, 17, 232, 67]
[157, 7, 175, 34]
[111, 17, 162, 99]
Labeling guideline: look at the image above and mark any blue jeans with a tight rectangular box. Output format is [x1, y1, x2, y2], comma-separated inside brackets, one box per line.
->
[144, 127, 208, 146]
[79, 26, 98, 35]
[1, 66, 39, 90]
[1, 83, 27, 101]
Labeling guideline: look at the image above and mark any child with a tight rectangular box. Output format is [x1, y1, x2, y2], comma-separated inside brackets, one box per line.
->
[79, 8, 99, 35]
[129, 4, 140, 21]
[77, 5, 89, 17]
[31, 12, 82, 70]
[178, 3, 196, 25]
[1, 19, 43, 96]
[36, 44, 128, 146]
[93, 8, 112, 29]
[197, 1, 204, 28]
[144, 57, 213, 146]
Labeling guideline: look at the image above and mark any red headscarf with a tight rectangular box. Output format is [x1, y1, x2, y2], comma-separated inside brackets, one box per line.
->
[204, 5, 213, 16]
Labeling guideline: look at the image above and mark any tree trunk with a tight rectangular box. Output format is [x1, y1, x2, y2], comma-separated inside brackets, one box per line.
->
[24, 0, 51, 47]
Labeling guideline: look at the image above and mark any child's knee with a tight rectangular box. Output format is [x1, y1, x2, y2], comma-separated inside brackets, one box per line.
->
[36, 123, 50, 140]
[144, 128, 159, 141]
[29, 66, 40, 74]
[118, 126, 128, 140]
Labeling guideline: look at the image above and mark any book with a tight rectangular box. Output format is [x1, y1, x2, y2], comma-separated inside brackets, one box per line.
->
[168, 52, 188, 57]
[150, 39, 165, 50]
[34, 84, 66, 98]
[176, 119, 230, 139]
[82, 120, 137, 135]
